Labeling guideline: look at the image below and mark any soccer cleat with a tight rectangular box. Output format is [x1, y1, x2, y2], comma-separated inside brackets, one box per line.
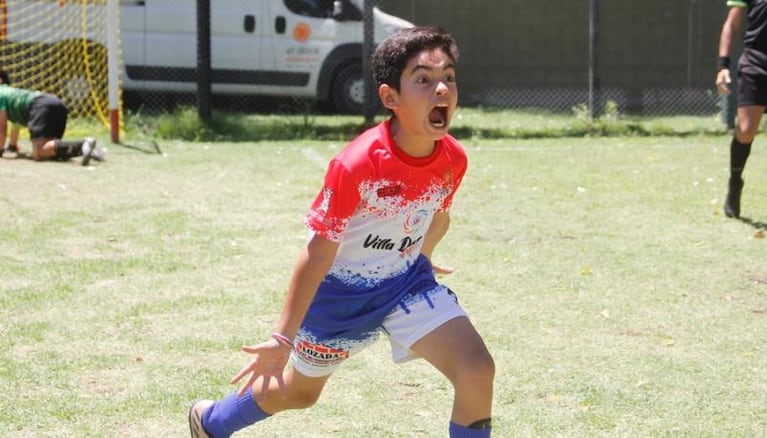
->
[724, 177, 744, 218]
[81, 137, 105, 166]
[188, 399, 214, 438]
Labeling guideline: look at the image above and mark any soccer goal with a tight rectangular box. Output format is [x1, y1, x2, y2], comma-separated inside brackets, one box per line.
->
[0, 0, 121, 142]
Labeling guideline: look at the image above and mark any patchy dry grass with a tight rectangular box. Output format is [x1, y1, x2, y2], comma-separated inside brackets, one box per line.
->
[0, 133, 765, 437]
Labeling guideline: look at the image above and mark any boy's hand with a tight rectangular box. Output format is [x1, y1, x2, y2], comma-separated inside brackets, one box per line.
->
[230, 338, 292, 399]
[431, 261, 455, 275]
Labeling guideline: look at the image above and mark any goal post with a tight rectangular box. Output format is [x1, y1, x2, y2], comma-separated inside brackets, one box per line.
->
[106, 0, 119, 142]
[0, 0, 121, 142]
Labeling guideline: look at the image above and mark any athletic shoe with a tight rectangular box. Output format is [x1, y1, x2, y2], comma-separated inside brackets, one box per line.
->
[81, 137, 104, 166]
[188, 399, 214, 438]
[724, 177, 744, 218]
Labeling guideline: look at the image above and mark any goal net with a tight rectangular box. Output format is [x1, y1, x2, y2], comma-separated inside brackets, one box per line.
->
[0, 0, 120, 136]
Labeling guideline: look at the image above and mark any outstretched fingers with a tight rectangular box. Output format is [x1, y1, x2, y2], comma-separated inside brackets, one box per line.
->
[231, 356, 261, 396]
[230, 341, 290, 398]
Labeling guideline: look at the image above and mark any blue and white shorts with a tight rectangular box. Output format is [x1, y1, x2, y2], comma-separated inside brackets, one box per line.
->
[291, 284, 466, 378]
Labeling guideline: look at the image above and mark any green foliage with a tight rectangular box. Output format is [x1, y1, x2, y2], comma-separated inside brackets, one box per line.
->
[121, 105, 730, 143]
[126, 106, 369, 142]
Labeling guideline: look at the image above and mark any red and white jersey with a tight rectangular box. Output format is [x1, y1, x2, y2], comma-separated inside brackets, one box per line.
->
[305, 119, 467, 288]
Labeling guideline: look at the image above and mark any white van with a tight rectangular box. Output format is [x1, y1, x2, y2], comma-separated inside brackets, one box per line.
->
[120, 0, 413, 113]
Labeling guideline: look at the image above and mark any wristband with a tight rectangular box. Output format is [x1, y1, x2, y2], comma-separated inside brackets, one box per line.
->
[717, 56, 730, 71]
[271, 332, 294, 349]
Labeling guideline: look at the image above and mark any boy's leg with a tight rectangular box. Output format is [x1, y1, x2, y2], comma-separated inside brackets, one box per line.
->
[31, 139, 56, 161]
[410, 316, 494, 436]
[30, 137, 104, 164]
[31, 138, 82, 161]
[254, 364, 331, 413]
[191, 367, 330, 438]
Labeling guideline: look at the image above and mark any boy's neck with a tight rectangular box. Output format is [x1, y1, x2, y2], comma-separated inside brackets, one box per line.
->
[389, 118, 436, 158]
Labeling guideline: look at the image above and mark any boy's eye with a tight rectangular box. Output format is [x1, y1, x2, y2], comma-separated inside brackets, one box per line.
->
[445, 74, 456, 83]
[416, 76, 429, 84]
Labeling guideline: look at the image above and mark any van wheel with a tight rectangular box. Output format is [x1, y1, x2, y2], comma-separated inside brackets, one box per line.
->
[331, 63, 365, 114]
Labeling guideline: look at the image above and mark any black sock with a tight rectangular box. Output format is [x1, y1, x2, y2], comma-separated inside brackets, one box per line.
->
[468, 418, 492, 429]
[730, 138, 752, 180]
[53, 140, 84, 159]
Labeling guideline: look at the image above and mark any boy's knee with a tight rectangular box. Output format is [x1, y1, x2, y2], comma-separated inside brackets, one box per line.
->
[286, 388, 322, 410]
[472, 351, 496, 381]
[454, 350, 495, 387]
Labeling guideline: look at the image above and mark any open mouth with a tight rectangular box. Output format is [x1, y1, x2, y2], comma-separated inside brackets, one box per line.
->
[428, 105, 449, 129]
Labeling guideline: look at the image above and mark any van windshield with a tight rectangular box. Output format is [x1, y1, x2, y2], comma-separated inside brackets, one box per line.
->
[284, 0, 362, 21]
[284, 0, 335, 18]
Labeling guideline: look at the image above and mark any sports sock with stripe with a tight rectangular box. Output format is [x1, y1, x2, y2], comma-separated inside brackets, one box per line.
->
[202, 388, 270, 437]
[449, 420, 492, 437]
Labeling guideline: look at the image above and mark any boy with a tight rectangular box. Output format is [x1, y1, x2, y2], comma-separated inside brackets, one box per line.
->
[189, 26, 495, 437]
[0, 69, 103, 165]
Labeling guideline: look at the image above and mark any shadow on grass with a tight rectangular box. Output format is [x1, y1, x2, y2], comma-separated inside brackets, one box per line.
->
[114, 140, 164, 155]
[736, 216, 767, 230]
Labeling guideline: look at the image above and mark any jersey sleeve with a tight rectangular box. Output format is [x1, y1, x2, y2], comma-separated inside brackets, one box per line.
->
[304, 158, 362, 242]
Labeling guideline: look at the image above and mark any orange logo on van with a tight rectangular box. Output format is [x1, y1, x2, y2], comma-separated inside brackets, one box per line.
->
[293, 22, 311, 42]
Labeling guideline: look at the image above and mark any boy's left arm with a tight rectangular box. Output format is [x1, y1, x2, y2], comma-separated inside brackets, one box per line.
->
[421, 210, 455, 275]
[8, 124, 19, 151]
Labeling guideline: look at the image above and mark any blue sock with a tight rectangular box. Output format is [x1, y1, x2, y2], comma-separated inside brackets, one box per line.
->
[449, 421, 491, 438]
[202, 388, 271, 438]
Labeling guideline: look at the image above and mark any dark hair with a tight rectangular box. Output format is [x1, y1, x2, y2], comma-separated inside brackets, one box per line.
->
[371, 26, 459, 91]
[0, 69, 10, 85]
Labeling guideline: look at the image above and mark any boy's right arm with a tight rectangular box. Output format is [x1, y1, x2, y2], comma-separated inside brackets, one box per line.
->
[276, 234, 339, 339]
[231, 233, 339, 396]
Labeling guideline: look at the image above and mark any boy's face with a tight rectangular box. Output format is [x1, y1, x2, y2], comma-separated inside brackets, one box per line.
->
[380, 47, 458, 143]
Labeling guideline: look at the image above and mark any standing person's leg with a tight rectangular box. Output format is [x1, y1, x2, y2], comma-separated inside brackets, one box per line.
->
[725, 104, 764, 218]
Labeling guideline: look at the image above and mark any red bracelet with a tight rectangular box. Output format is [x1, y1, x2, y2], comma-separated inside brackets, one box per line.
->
[271, 332, 294, 349]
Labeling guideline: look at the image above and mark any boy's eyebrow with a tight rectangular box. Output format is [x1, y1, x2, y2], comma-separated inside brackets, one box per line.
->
[409, 63, 455, 74]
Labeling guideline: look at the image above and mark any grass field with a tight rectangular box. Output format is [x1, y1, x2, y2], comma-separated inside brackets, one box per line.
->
[1, 128, 766, 437]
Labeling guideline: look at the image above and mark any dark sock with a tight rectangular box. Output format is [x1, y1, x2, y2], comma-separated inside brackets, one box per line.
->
[449, 420, 492, 437]
[202, 388, 270, 437]
[53, 140, 85, 159]
[730, 138, 752, 180]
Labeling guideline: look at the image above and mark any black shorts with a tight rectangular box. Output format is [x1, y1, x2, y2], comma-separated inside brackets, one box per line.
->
[27, 93, 68, 139]
[737, 71, 767, 107]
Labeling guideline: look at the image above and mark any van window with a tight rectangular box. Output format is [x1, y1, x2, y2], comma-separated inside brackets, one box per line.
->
[284, 0, 335, 18]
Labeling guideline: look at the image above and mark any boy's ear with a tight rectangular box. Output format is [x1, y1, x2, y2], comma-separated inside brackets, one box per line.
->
[378, 84, 399, 109]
